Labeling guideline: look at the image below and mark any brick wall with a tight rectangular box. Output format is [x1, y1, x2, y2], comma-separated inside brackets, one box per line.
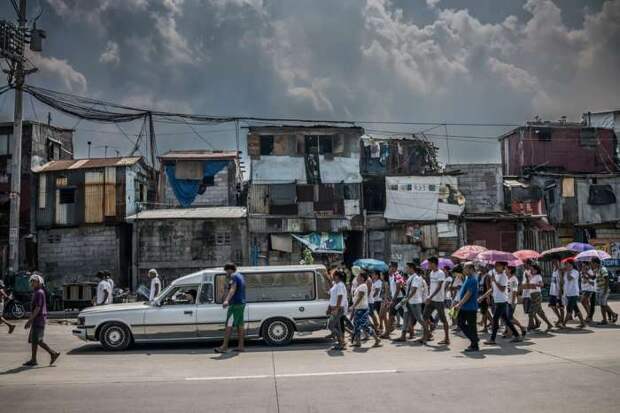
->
[38, 225, 120, 287]
[135, 218, 246, 285]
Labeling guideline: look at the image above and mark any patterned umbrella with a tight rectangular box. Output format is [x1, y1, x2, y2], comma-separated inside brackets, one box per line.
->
[475, 250, 520, 265]
[566, 242, 595, 252]
[540, 246, 575, 261]
[513, 250, 541, 261]
[451, 245, 488, 260]
[352, 259, 389, 273]
[421, 258, 455, 270]
[575, 249, 611, 262]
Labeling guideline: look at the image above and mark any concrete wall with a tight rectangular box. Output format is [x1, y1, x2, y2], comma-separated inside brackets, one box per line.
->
[135, 218, 247, 286]
[38, 225, 121, 287]
[447, 163, 503, 213]
[162, 163, 236, 207]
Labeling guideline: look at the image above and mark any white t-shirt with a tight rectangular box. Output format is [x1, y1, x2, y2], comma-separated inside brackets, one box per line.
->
[491, 270, 508, 303]
[388, 273, 398, 298]
[367, 280, 375, 304]
[353, 283, 369, 310]
[521, 271, 531, 298]
[444, 275, 453, 300]
[549, 270, 560, 297]
[150, 277, 162, 301]
[429, 270, 446, 302]
[408, 275, 426, 304]
[371, 279, 383, 302]
[581, 270, 596, 292]
[564, 270, 580, 297]
[507, 275, 519, 304]
[529, 274, 543, 293]
[329, 281, 348, 312]
[96, 280, 112, 305]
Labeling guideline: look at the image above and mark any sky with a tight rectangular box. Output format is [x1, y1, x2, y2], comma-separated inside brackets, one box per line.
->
[0, 0, 618, 165]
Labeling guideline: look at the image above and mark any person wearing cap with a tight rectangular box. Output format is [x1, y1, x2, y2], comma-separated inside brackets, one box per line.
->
[453, 262, 479, 352]
[23, 274, 60, 367]
[0, 280, 16, 334]
[561, 259, 586, 329]
[479, 261, 522, 344]
[592, 257, 618, 325]
[148, 269, 162, 302]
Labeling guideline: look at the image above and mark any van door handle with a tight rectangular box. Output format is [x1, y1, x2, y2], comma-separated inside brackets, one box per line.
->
[184, 311, 193, 315]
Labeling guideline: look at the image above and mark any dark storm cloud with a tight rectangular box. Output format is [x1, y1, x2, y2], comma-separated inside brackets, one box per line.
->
[0, 0, 618, 163]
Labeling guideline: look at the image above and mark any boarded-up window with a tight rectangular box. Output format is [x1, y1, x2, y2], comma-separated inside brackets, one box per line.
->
[105, 167, 116, 216]
[38, 174, 46, 209]
[562, 177, 575, 197]
[85, 171, 104, 223]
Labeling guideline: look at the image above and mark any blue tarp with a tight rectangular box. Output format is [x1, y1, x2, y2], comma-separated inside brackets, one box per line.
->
[165, 161, 229, 207]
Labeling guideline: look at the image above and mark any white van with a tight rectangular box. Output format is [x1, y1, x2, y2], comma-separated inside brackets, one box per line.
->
[73, 265, 331, 350]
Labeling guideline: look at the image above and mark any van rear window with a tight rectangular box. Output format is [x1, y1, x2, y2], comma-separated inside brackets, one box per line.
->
[215, 272, 316, 303]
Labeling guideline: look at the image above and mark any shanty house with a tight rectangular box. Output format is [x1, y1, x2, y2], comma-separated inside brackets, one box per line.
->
[246, 125, 364, 266]
[34, 157, 155, 287]
[0, 120, 74, 274]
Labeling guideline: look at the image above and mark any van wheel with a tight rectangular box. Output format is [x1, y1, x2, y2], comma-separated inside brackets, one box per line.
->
[262, 318, 294, 346]
[99, 323, 132, 351]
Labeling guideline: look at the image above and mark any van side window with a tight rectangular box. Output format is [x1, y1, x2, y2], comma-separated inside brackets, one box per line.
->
[199, 283, 214, 304]
[316, 269, 331, 300]
[245, 272, 316, 302]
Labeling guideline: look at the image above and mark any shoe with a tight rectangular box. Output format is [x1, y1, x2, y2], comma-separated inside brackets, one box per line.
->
[8, 325, 15, 334]
[597, 321, 608, 326]
[438, 339, 450, 346]
[612, 314, 618, 323]
[22, 360, 38, 367]
[520, 327, 527, 337]
[50, 352, 61, 365]
[392, 336, 407, 342]
[464, 346, 479, 352]
[483, 340, 496, 345]
[510, 337, 522, 343]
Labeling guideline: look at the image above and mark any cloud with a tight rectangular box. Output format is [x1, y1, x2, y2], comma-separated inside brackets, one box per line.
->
[28, 52, 87, 93]
[99, 41, 120, 65]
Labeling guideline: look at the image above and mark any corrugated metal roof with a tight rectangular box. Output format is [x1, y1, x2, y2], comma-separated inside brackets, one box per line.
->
[127, 207, 247, 220]
[36, 157, 142, 172]
[159, 150, 238, 161]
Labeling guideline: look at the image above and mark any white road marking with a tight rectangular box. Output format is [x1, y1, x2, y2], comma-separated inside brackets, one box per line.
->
[185, 369, 398, 381]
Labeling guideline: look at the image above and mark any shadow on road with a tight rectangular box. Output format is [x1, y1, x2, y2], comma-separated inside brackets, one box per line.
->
[67, 336, 335, 356]
[551, 328, 594, 335]
[0, 365, 50, 375]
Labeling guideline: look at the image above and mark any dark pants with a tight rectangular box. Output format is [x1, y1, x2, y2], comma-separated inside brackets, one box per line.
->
[491, 302, 519, 341]
[457, 310, 479, 348]
[587, 293, 596, 319]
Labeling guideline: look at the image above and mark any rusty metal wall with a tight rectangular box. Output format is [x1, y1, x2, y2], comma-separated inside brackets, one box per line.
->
[85, 171, 104, 223]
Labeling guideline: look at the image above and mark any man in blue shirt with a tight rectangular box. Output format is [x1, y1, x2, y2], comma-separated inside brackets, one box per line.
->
[453, 262, 479, 352]
[215, 263, 246, 353]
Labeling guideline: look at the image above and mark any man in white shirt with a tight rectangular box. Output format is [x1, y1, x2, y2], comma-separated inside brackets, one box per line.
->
[104, 271, 114, 304]
[422, 257, 450, 345]
[562, 259, 586, 328]
[479, 261, 522, 344]
[327, 270, 348, 350]
[396, 263, 429, 343]
[95, 271, 111, 306]
[548, 260, 565, 326]
[148, 269, 162, 302]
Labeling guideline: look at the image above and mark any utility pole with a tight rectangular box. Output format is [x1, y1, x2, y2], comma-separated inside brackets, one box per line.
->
[7, 0, 27, 275]
[2, 0, 46, 275]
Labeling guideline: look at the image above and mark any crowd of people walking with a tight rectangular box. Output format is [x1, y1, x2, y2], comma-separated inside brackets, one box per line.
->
[325, 256, 617, 352]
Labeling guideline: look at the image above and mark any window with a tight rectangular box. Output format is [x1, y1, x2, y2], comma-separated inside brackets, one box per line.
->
[38, 174, 46, 209]
[161, 285, 200, 306]
[215, 232, 231, 246]
[215, 272, 316, 304]
[588, 184, 616, 205]
[316, 268, 330, 300]
[260, 135, 274, 155]
[534, 127, 551, 141]
[47, 141, 61, 161]
[580, 128, 598, 147]
[319, 135, 333, 154]
[0, 133, 10, 155]
[59, 187, 75, 204]
[199, 283, 214, 304]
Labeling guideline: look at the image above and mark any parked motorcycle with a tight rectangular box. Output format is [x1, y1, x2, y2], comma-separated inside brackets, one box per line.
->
[2, 289, 26, 319]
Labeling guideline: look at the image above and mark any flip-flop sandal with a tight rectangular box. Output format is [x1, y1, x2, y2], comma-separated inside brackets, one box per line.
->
[214, 348, 228, 353]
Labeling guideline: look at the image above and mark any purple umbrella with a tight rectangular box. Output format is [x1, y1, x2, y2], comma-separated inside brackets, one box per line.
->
[566, 242, 594, 253]
[575, 249, 611, 262]
[421, 258, 455, 270]
[475, 250, 520, 265]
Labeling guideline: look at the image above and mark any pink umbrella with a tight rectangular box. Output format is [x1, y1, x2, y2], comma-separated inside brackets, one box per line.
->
[421, 258, 455, 270]
[513, 250, 541, 261]
[452, 245, 488, 260]
[475, 250, 520, 265]
[575, 249, 611, 262]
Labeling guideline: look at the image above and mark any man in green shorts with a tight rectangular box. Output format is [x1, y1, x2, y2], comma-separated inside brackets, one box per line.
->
[215, 263, 246, 353]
